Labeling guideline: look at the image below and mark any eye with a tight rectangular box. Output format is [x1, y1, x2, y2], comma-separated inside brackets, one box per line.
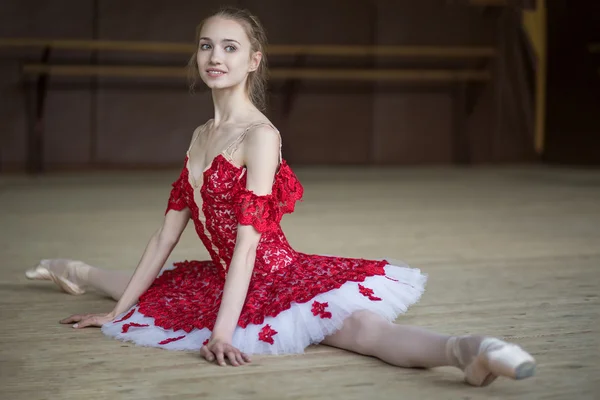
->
[224, 45, 237, 52]
[200, 43, 211, 50]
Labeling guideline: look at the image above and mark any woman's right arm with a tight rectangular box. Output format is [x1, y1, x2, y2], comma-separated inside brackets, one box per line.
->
[111, 207, 191, 316]
[63, 125, 202, 329]
[61, 207, 190, 328]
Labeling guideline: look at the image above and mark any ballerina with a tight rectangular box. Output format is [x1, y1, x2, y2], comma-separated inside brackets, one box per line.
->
[26, 6, 535, 387]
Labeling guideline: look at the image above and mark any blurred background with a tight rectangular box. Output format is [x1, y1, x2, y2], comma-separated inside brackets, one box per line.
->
[1, 0, 598, 173]
[2, 3, 600, 398]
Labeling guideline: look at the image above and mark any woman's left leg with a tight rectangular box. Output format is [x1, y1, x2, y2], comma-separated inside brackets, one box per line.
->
[321, 310, 457, 368]
[321, 310, 535, 386]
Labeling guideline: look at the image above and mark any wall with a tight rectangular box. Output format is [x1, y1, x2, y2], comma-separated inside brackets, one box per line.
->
[0, 0, 534, 171]
[543, 0, 600, 165]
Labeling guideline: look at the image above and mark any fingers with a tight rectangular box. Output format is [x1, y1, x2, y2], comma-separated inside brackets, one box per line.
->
[201, 342, 251, 367]
[200, 346, 215, 362]
[73, 316, 98, 329]
[227, 351, 240, 366]
[208, 343, 233, 367]
[61, 313, 113, 329]
[59, 314, 84, 324]
[235, 352, 247, 366]
[215, 348, 227, 367]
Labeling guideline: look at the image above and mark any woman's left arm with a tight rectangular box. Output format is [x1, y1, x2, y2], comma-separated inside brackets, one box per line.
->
[201, 125, 280, 366]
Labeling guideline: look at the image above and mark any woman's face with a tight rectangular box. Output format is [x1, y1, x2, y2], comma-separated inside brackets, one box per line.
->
[196, 16, 260, 91]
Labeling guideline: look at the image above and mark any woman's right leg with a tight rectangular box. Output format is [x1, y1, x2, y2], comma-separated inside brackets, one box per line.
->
[85, 263, 132, 300]
[27, 259, 133, 301]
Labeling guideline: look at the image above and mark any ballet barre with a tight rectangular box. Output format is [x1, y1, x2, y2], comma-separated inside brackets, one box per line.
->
[2, 37, 496, 173]
[445, 0, 531, 7]
[21, 64, 491, 82]
[0, 38, 496, 58]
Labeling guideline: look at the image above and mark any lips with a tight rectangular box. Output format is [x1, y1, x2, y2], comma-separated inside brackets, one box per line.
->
[206, 68, 226, 77]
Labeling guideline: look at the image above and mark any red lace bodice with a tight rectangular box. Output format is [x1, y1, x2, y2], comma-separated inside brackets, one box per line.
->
[135, 152, 387, 333]
[166, 153, 304, 274]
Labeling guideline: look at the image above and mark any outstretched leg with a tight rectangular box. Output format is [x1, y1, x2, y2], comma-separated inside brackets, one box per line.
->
[322, 310, 535, 386]
[26, 259, 132, 301]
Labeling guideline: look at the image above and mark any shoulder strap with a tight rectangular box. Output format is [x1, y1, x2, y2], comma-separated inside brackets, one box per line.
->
[187, 121, 211, 154]
[223, 122, 282, 163]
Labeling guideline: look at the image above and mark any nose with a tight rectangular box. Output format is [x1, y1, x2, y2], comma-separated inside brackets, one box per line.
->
[209, 48, 223, 65]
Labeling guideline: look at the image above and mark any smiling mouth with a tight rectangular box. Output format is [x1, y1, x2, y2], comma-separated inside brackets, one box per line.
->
[206, 69, 226, 76]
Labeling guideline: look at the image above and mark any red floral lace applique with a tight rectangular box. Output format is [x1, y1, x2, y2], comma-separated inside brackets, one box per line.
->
[202, 339, 209, 346]
[311, 301, 332, 319]
[136, 257, 387, 332]
[135, 156, 391, 334]
[114, 309, 135, 323]
[258, 325, 278, 345]
[122, 323, 149, 333]
[137, 260, 224, 332]
[271, 161, 304, 215]
[358, 284, 382, 301]
[232, 160, 304, 234]
[158, 336, 186, 345]
[165, 160, 189, 214]
[235, 190, 281, 233]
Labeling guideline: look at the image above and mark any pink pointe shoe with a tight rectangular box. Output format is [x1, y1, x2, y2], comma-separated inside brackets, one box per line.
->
[25, 259, 87, 295]
[448, 337, 536, 387]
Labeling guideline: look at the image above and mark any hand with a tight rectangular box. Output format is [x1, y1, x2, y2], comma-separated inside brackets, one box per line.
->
[200, 337, 251, 367]
[59, 312, 116, 329]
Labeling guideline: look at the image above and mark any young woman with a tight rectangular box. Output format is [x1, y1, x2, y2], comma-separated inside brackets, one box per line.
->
[26, 6, 535, 387]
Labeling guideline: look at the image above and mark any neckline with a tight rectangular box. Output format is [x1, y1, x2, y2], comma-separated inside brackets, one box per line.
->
[186, 152, 243, 189]
[185, 120, 284, 189]
[185, 152, 287, 191]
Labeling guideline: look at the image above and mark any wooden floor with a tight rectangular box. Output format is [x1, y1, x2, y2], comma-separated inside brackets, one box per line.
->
[1, 165, 598, 399]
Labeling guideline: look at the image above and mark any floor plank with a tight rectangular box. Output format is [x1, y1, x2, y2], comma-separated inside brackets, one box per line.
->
[1, 165, 599, 399]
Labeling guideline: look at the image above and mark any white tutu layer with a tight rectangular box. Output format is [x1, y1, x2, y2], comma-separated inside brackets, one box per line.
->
[101, 261, 427, 355]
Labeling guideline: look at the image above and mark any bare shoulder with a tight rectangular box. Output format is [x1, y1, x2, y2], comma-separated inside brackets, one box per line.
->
[244, 121, 281, 148]
[242, 121, 281, 166]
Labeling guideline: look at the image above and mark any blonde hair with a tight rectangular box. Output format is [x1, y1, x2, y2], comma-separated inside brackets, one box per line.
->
[187, 6, 269, 111]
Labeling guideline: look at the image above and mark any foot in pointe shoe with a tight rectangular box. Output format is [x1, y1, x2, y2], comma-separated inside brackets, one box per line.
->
[447, 336, 536, 387]
[25, 259, 88, 295]
[25, 260, 53, 280]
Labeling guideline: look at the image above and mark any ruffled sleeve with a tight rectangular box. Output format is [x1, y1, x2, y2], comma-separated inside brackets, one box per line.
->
[272, 161, 303, 214]
[234, 162, 304, 233]
[234, 190, 281, 233]
[165, 172, 188, 214]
